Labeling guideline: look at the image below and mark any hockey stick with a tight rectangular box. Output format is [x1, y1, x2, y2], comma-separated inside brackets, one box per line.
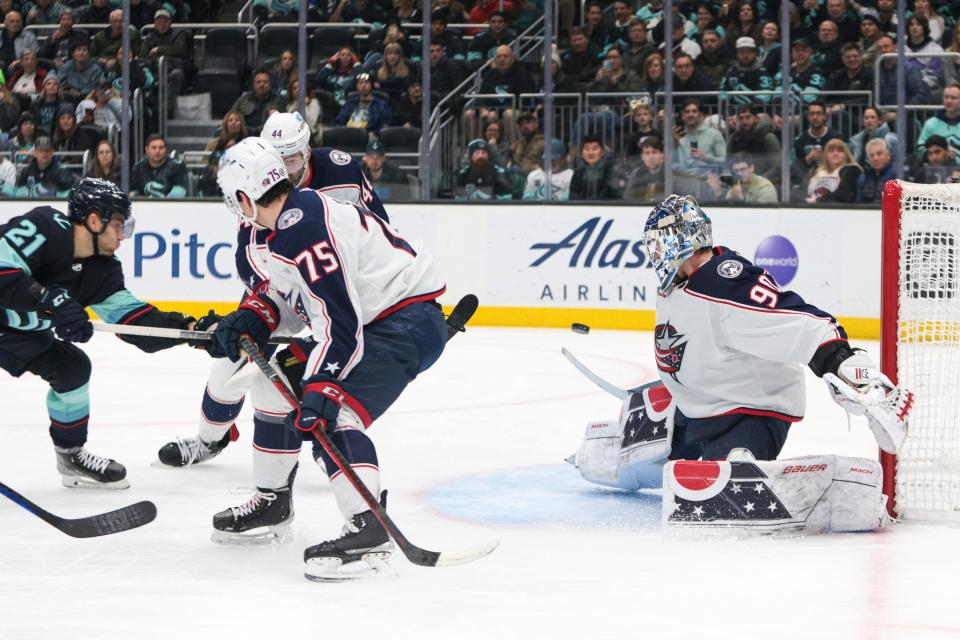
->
[92, 323, 298, 344]
[238, 334, 497, 568]
[446, 294, 478, 340]
[561, 347, 628, 400]
[0, 481, 157, 538]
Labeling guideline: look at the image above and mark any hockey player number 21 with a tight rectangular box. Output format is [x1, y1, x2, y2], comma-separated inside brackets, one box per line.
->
[749, 273, 781, 308]
[294, 241, 340, 283]
[3, 220, 46, 257]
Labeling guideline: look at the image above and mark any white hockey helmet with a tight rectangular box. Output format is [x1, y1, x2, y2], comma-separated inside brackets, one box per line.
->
[217, 136, 288, 227]
[261, 111, 311, 186]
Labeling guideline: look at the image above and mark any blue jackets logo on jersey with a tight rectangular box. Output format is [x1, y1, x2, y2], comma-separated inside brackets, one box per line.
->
[717, 259, 743, 278]
[654, 321, 688, 383]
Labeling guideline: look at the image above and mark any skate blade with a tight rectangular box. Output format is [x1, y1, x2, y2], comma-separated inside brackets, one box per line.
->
[60, 474, 130, 490]
[211, 522, 294, 545]
[304, 552, 396, 582]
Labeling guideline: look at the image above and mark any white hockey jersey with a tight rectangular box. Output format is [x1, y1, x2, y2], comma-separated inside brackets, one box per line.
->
[258, 188, 445, 384]
[653, 247, 846, 422]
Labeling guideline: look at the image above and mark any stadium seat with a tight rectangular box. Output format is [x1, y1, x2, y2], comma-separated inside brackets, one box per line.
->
[310, 26, 356, 68]
[204, 28, 249, 70]
[378, 127, 421, 153]
[258, 26, 297, 67]
[193, 69, 242, 119]
[321, 127, 369, 153]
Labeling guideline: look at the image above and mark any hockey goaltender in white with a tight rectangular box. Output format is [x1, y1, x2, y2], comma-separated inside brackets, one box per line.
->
[567, 195, 914, 533]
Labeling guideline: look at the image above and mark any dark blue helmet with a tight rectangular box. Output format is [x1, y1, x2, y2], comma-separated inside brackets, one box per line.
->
[67, 177, 132, 227]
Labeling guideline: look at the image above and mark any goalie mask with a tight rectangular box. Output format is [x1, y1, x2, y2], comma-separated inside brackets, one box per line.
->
[643, 194, 713, 293]
[261, 111, 311, 187]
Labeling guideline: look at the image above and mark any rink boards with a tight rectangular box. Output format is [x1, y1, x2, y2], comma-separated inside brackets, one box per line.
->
[0, 201, 882, 339]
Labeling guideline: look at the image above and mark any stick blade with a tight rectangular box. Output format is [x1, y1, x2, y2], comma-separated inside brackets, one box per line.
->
[435, 540, 500, 567]
[59, 501, 158, 538]
[446, 294, 479, 340]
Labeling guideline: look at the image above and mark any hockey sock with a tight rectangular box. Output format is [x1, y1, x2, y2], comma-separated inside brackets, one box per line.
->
[252, 413, 302, 489]
[318, 427, 381, 518]
[47, 384, 90, 449]
[199, 387, 244, 442]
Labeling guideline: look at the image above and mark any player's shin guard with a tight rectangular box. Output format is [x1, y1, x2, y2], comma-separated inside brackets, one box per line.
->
[251, 411, 302, 490]
[320, 426, 382, 519]
[661, 455, 889, 534]
[199, 357, 250, 442]
[47, 384, 90, 448]
[569, 382, 675, 490]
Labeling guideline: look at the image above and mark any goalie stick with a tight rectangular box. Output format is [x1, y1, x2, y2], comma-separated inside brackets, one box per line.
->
[238, 332, 497, 568]
[0, 481, 157, 538]
[561, 347, 628, 400]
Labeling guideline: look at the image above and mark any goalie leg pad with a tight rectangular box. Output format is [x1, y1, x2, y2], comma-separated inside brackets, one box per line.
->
[571, 381, 675, 490]
[662, 455, 889, 534]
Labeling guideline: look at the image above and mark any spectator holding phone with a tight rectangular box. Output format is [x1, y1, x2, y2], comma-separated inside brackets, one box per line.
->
[707, 152, 777, 203]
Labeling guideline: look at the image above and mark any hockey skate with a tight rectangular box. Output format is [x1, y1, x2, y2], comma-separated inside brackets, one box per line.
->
[157, 425, 239, 467]
[55, 446, 130, 490]
[211, 488, 294, 544]
[303, 496, 395, 582]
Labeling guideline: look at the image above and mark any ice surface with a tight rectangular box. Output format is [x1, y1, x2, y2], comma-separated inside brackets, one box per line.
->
[1, 328, 959, 640]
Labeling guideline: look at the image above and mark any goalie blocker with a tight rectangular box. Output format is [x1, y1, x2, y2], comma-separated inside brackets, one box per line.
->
[568, 381, 891, 533]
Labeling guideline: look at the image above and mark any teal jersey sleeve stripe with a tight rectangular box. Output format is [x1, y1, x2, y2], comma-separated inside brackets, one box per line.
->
[0, 237, 31, 275]
[89, 289, 148, 324]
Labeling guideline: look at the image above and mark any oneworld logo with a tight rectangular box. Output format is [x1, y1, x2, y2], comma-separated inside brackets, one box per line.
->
[529, 217, 649, 268]
[754, 235, 798, 285]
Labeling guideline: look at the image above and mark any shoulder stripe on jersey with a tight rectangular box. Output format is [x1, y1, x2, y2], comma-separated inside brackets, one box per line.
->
[682, 288, 842, 340]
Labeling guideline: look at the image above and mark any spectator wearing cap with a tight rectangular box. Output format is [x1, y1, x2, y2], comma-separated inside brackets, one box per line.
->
[561, 27, 601, 84]
[917, 83, 960, 156]
[727, 104, 781, 181]
[30, 73, 61, 132]
[430, 12, 465, 61]
[335, 72, 392, 137]
[826, 43, 873, 107]
[774, 38, 825, 105]
[8, 48, 47, 102]
[455, 138, 512, 200]
[0, 83, 19, 132]
[315, 47, 361, 108]
[660, 14, 701, 60]
[0, 12, 40, 70]
[913, 135, 959, 184]
[230, 68, 285, 135]
[465, 44, 535, 141]
[130, 133, 187, 198]
[15, 133, 76, 197]
[673, 51, 717, 104]
[12, 111, 37, 163]
[509, 112, 544, 176]
[875, 35, 929, 108]
[91, 10, 141, 73]
[139, 8, 188, 115]
[523, 138, 573, 200]
[40, 10, 86, 67]
[858, 10, 882, 66]
[569, 134, 625, 201]
[710, 151, 777, 204]
[583, 1, 616, 51]
[467, 11, 516, 70]
[624, 136, 665, 202]
[814, 20, 843, 71]
[362, 139, 414, 201]
[849, 106, 897, 165]
[725, 1, 763, 50]
[856, 138, 897, 204]
[59, 40, 105, 103]
[391, 78, 422, 128]
[720, 37, 773, 106]
[24, 0, 65, 26]
[624, 18, 656, 76]
[697, 30, 732, 86]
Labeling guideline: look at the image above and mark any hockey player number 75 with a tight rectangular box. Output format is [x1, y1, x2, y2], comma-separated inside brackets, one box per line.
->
[294, 241, 339, 283]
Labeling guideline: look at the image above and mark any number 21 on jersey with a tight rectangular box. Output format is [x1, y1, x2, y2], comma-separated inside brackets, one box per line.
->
[3, 219, 46, 257]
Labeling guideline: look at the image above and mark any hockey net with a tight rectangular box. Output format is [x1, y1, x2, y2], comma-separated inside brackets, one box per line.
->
[882, 180, 960, 522]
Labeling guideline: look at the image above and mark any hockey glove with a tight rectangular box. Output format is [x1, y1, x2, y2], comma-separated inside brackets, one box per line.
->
[212, 294, 279, 362]
[187, 309, 222, 352]
[824, 351, 913, 454]
[36, 287, 93, 343]
[285, 379, 343, 440]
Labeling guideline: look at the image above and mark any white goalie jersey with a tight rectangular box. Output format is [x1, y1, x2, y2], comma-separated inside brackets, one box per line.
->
[654, 248, 847, 422]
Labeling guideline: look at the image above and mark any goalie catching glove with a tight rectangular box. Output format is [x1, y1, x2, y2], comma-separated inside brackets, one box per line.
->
[821, 349, 913, 454]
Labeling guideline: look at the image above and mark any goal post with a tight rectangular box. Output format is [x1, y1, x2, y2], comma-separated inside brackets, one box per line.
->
[881, 179, 960, 522]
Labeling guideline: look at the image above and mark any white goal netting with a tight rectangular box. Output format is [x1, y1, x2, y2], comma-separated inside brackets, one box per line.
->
[888, 181, 960, 521]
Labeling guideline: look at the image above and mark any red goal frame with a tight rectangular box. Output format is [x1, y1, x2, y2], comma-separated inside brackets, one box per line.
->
[879, 179, 902, 517]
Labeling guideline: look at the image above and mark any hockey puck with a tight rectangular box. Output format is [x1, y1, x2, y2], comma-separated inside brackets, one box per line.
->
[571, 323, 590, 334]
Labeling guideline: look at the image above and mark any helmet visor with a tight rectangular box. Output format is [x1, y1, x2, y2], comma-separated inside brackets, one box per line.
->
[122, 215, 136, 239]
[283, 153, 305, 176]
